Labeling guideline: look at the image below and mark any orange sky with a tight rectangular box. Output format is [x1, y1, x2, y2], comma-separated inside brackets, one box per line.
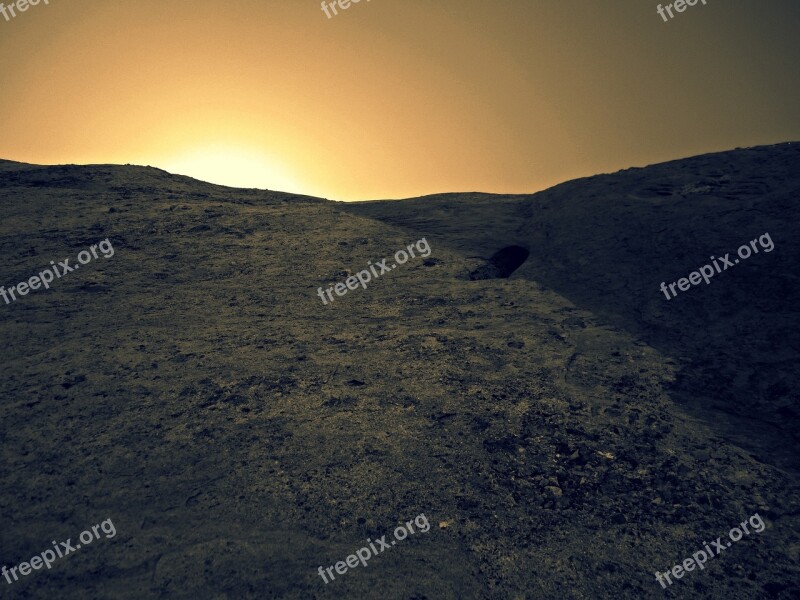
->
[1, 0, 798, 201]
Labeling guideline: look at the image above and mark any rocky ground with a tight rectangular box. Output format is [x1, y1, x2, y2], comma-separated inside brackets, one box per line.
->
[0, 145, 798, 599]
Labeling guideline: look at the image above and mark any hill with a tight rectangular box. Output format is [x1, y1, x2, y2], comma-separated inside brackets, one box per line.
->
[1, 145, 798, 599]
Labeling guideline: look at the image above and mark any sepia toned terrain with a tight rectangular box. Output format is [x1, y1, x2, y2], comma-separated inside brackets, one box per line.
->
[1, 143, 798, 599]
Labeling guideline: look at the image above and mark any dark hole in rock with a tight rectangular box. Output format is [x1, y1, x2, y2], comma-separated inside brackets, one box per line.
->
[469, 245, 530, 280]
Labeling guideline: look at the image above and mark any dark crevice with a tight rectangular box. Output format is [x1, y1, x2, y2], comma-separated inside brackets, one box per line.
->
[469, 245, 530, 280]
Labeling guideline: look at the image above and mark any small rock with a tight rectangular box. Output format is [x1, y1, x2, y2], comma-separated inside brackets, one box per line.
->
[545, 486, 563, 498]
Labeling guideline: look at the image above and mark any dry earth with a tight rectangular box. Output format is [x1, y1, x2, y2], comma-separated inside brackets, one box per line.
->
[0, 144, 798, 599]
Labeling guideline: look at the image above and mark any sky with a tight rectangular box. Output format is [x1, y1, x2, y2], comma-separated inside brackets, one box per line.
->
[0, 0, 798, 201]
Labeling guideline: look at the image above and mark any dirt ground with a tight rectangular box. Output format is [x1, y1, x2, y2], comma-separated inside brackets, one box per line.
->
[1, 144, 798, 599]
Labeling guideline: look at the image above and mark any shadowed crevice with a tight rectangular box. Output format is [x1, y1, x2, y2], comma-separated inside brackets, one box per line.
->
[469, 245, 530, 280]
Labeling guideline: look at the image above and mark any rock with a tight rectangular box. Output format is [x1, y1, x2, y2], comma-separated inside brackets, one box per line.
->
[545, 485, 563, 498]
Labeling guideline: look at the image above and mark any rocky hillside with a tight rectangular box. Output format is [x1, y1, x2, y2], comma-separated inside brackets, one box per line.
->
[1, 146, 798, 599]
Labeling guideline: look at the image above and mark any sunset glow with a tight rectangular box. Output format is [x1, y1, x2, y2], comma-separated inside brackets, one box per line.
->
[0, 1, 798, 200]
[154, 145, 310, 195]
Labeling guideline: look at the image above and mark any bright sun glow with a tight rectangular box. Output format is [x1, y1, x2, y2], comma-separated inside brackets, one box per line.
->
[156, 146, 310, 195]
